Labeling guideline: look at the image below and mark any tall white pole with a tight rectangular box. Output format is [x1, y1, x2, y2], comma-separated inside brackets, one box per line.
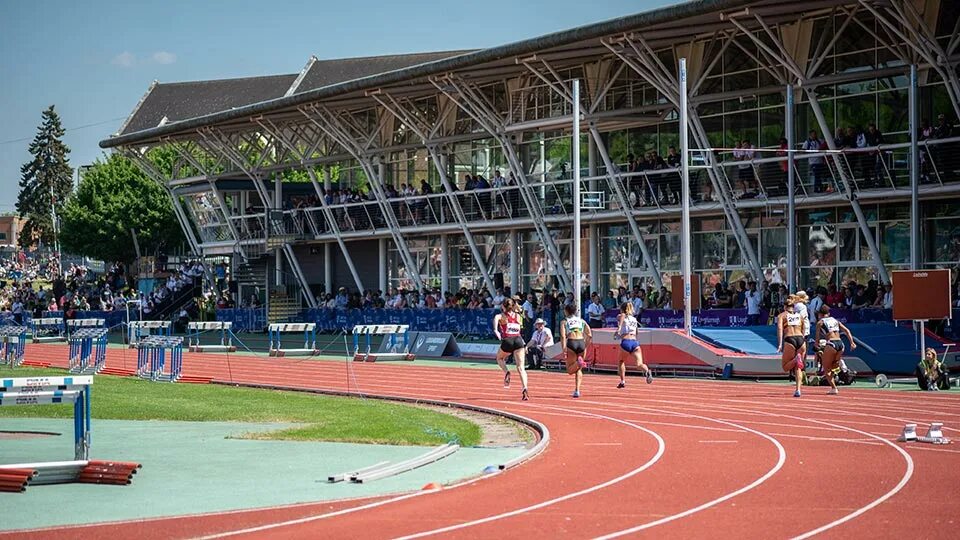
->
[909, 64, 924, 360]
[786, 84, 796, 292]
[679, 58, 692, 337]
[572, 80, 582, 315]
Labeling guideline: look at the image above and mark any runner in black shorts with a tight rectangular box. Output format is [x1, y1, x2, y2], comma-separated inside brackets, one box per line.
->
[559, 304, 592, 398]
[493, 298, 529, 401]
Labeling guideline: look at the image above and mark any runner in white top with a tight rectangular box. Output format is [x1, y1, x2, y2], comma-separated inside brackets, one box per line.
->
[613, 302, 653, 388]
[815, 304, 856, 395]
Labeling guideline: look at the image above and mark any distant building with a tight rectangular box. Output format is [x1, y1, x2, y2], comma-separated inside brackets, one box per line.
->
[0, 215, 24, 248]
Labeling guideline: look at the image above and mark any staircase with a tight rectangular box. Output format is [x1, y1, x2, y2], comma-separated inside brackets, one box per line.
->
[268, 289, 302, 324]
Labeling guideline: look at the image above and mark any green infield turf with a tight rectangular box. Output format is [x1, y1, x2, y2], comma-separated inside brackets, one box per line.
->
[0, 367, 481, 446]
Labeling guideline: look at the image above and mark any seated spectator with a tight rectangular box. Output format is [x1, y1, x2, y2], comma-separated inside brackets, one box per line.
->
[525, 318, 554, 370]
[915, 347, 949, 391]
[825, 283, 843, 307]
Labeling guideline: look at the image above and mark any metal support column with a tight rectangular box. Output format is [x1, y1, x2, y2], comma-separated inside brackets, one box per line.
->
[509, 230, 519, 296]
[589, 225, 599, 295]
[786, 84, 797, 292]
[680, 58, 693, 337]
[589, 125, 663, 289]
[909, 64, 920, 271]
[572, 80, 582, 311]
[806, 89, 889, 284]
[379, 238, 388, 293]
[588, 133, 598, 192]
[324, 242, 333, 293]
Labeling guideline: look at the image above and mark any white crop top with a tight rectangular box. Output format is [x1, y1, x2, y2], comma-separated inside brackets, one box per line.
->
[618, 315, 639, 336]
[820, 316, 840, 334]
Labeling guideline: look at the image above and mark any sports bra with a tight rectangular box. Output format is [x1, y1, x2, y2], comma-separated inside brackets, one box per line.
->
[564, 316, 586, 334]
[820, 316, 840, 334]
[785, 312, 803, 327]
[499, 312, 522, 338]
[618, 315, 639, 336]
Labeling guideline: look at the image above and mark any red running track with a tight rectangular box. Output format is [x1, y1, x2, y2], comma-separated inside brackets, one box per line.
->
[8, 344, 960, 539]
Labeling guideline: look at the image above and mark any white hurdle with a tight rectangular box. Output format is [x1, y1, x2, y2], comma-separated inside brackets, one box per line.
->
[351, 324, 413, 362]
[127, 320, 171, 348]
[268, 323, 318, 357]
[186, 321, 237, 352]
[31, 317, 66, 343]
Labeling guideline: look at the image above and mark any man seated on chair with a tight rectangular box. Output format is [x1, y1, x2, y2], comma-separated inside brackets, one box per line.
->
[916, 347, 950, 391]
[525, 318, 554, 370]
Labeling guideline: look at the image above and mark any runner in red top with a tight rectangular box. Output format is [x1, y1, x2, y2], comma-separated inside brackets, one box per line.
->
[493, 298, 529, 401]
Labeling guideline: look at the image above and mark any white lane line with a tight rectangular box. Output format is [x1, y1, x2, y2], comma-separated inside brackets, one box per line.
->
[698, 440, 739, 443]
[592, 410, 786, 540]
[392, 405, 667, 540]
[584, 442, 623, 446]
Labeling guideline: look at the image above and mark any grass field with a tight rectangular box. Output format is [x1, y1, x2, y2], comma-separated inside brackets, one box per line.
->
[0, 367, 481, 446]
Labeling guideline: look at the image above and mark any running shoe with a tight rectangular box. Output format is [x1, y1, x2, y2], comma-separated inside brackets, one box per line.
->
[577, 356, 586, 368]
[793, 389, 802, 398]
[617, 381, 626, 389]
[572, 390, 580, 398]
[827, 387, 839, 395]
[646, 370, 653, 384]
[504, 371, 511, 388]
[522, 388, 529, 401]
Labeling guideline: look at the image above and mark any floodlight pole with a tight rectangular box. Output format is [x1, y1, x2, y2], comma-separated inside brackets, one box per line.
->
[680, 58, 692, 337]
[572, 80, 582, 315]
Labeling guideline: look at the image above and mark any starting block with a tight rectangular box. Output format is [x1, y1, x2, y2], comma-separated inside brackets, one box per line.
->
[32, 317, 66, 343]
[352, 325, 414, 362]
[898, 422, 951, 444]
[128, 320, 171, 348]
[68, 328, 108, 374]
[186, 321, 236, 352]
[136, 336, 184, 382]
[268, 323, 318, 357]
[0, 326, 28, 367]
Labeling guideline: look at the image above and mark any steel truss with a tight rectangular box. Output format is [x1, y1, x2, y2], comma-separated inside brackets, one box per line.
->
[603, 33, 766, 282]
[299, 104, 426, 291]
[369, 91, 498, 294]
[722, 7, 890, 284]
[432, 74, 573, 293]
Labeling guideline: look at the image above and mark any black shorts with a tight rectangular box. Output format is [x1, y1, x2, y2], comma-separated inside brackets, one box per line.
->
[500, 336, 525, 353]
[828, 339, 844, 353]
[783, 335, 805, 351]
[566, 339, 586, 355]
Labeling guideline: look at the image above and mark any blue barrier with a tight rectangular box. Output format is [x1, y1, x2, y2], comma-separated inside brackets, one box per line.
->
[215, 308, 266, 333]
[68, 328, 108, 374]
[0, 326, 28, 367]
[136, 336, 184, 382]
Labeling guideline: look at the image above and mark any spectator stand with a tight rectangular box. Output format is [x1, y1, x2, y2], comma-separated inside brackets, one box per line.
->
[352, 325, 414, 362]
[0, 326, 28, 367]
[268, 323, 319, 357]
[136, 336, 184, 382]
[68, 328, 109, 374]
[31, 318, 66, 343]
[127, 320, 172, 348]
[186, 321, 237, 352]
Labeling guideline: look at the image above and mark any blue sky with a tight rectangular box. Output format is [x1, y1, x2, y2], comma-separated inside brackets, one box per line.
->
[0, 0, 668, 212]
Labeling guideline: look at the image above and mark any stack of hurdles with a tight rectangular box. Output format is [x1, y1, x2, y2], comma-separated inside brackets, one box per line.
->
[0, 460, 142, 492]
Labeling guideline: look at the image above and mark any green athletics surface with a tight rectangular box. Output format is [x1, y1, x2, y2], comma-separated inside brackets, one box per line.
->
[0, 419, 527, 531]
[0, 368, 481, 446]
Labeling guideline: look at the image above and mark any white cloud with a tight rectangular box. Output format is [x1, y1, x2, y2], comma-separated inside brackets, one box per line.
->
[152, 51, 177, 65]
[111, 51, 135, 68]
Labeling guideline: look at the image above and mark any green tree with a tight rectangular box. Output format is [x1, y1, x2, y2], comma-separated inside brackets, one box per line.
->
[60, 151, 184, 263]
[16, 105, 74, 249]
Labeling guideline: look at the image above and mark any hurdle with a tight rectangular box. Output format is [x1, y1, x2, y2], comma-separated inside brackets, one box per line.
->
[0, 375, 92, 460]
[68, 328, 109, 374]
[0, 326, 28, 367]
[186, 321, 237, 353]
[31, 317, 66, 343]
[136, 336, 185, 382]
[127, 320, 172, 348]
[66, 318, 106, 339]
[352, 325, 414, 362]
[268, 323, 318, 357]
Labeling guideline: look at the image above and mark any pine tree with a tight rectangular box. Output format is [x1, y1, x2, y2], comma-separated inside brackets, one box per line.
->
[16, 105, 74, 249]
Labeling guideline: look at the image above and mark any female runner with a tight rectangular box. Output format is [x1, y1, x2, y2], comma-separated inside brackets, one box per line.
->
[613, 302, 653, 388]
[815, 304, 855, 395]
[493, 298, 529, 401]
[777, 295, 806, 397]
[559, 304, 592, 398]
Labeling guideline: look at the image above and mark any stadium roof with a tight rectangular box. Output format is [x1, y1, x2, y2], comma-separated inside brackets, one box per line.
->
[102, 0, 765, 148]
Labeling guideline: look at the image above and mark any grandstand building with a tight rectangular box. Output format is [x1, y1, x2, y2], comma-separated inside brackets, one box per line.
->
[102, 0, 960, 320]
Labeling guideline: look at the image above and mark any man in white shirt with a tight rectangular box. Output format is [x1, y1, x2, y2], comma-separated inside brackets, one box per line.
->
[807, 287, 826, 329]
[491, 288, 505, 308]
[586, 294, 605, 329]
[525, 318, 554, 370]
[745, 281, 762, 325]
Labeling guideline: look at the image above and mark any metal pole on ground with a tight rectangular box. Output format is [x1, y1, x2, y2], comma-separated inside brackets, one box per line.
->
[786, 84, 796, 292]
[572, 79, 582, 314]
[679, 58, 692, 337]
